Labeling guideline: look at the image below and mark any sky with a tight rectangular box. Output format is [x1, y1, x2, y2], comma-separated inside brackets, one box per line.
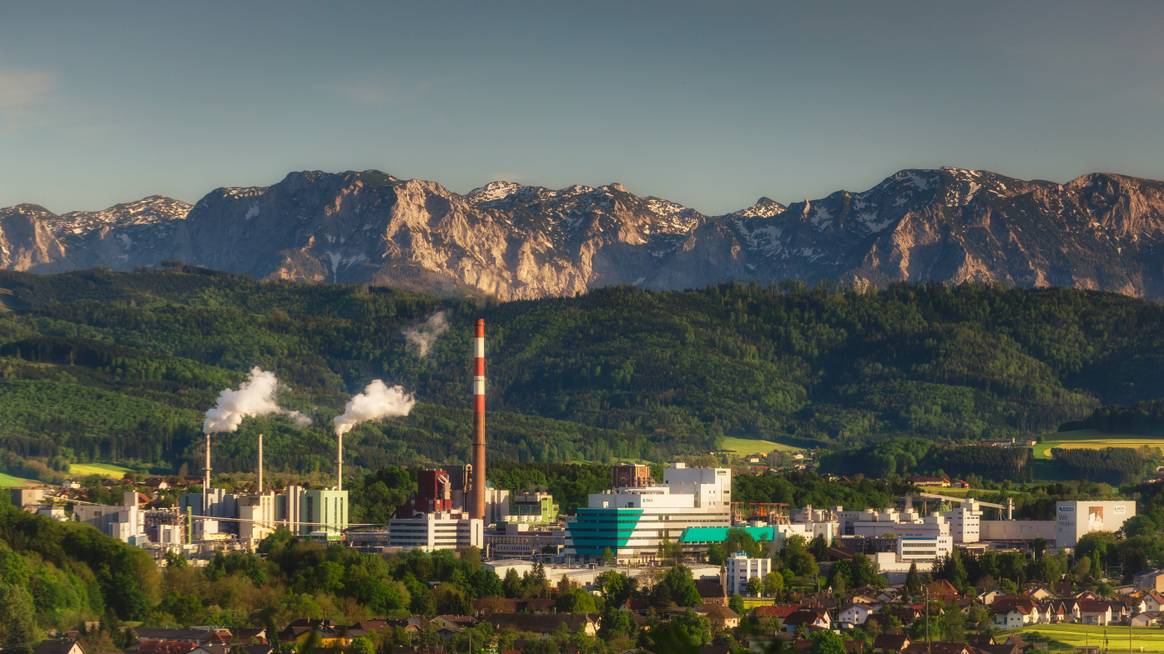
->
[1, 1, 1163, 215]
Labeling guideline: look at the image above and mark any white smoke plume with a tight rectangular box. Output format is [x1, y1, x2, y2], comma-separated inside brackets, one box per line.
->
[333, 380, 416, 436]
[404, 311, 449, 358]
[202, 367, 312, 433]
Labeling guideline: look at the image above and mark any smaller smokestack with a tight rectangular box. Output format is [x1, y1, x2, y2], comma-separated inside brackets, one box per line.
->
[203, 432, 212, 515]
[257, 433, 264, 493]
[337, 432, 344, 492]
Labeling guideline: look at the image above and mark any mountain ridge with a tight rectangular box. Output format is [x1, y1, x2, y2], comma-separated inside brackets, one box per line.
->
[2, 166, 1163, 299]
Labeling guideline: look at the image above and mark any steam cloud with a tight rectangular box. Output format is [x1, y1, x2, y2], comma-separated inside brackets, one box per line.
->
[404, 311, 449, 358]
[203, 367, 311, 433]
[333, 380, 416, 436]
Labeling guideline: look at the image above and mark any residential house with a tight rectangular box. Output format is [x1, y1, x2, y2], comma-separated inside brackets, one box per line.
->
[752, 604, 801, 623]
[135, 628, 226, 654]
[1120, 596, 1147, 618]
[928, 580, 960, 602]
[783, 608, 831, 632]
[978, 590, 1001, 605]
[486, 613, 598, 638]
[837, 604, 873, 628]
[1077, 600, 1113, 625]
[904, 643, 973, 654]
[695, 578, 728, 607]
[1039, 601, 1068, 624]
[990, 598, 1040, 629]
[1024, 585, 1052, 601]
[871, 634, 910, 653]
[696, 604, 741, 630]
[1134, 570, 1164, 593]
[1143, 591, 1164, 613]
[1131, 612, 1159, 628]
[34, 640, 84, 654]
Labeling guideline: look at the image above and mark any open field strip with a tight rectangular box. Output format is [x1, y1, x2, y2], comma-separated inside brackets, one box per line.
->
[1033, 429, 1164, 460]
[1005, 623, 1164, 652]
[720, 436, 803, 456]
[0, 472, 36, 488]
[68, 462, 132, 478]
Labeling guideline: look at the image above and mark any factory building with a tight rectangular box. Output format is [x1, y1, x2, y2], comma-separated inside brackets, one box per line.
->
[387, 510, 483, 551]
[73, 491, 147, 545]
[565, 462, 731, 564]
[277, 486, 349, 540]
[507, 491, 559, 525]
[1055, 500, 1136, 548]
[485, 521, 566, 559]
[612, 463, 653, 489]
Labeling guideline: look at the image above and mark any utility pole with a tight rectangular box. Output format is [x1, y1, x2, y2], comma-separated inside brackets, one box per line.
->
[924, 584, 931, 654]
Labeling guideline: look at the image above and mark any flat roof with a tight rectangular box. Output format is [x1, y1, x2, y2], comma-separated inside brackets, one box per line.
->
[678, 526, 775, 544]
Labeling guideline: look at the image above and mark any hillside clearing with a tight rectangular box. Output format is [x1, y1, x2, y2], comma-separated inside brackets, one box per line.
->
[1035, 429, 1164, 460]
[720, 436, 802, 457]
[69, 462, 132, 479]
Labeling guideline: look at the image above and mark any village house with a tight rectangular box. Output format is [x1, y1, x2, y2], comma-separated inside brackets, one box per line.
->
[783, 608, 832, 632]
[34, 640, 85, 654]
[1134, 570, 1164, 593]
[990, 597, 1040, 629]
[871, 634, 911, 653]
[837, 603, 874, 627]
[1076, 599, 1114, 625]
[696, 604, 741, 630]
[1143, 591, 1164, 613]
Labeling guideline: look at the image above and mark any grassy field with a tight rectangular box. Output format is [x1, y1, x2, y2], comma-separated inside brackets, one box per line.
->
[0, 472, 36, 488]
[720, 436, 802, 456]
[1034, 429, 1164, 460]
[68, 462, 132, 479]
[1004, 623, 1164, 652]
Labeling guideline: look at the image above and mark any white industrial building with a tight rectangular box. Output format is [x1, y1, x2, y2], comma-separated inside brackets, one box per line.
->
[1055, 500, 1136, 548]
[73, 491, 147, 545]
[387, 510, 484, 551]
[565, 463, 731, 563]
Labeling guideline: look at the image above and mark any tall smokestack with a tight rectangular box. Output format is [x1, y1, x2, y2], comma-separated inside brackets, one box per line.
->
[471, 319, 486, 520]
[257, 433, 264, 493]
[203, 432, 212, 515]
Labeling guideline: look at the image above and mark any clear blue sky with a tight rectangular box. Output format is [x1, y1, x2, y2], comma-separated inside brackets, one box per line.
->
[2, 1, 1162, 214]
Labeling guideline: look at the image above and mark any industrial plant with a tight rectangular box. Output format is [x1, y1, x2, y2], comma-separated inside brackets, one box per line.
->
[5, 317, 1142, 582]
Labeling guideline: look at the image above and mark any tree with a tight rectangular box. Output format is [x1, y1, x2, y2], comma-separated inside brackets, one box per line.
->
[0, 584, 37, 653]
[502, 568, 522, 598]
[729, 593, 745, 615]
[781, 536, 819, 581]
[809, 630, 845, 654]
[708, 543, 726, 565]
[939, 602, 966, 642]
[597, 570, 635, 607]
[347, 637, 375, 654]
[656, 565, 702, 608]
[556, 587, 597, 614]
[747, 576, 764, 597]
[600, 606, 637, 639]
[905, 562, 922, 600]
[763, 570, 785, 596]
[647, 611, 711, 654]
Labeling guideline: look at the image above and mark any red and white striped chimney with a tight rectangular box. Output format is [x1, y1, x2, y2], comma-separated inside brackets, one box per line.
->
[471, 318, 487, 520]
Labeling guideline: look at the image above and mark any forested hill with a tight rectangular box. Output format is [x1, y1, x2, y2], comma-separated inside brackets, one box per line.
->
[0, 267, 1162, 478]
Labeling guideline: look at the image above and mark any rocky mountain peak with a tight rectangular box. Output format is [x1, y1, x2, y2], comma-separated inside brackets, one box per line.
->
[3, 166, 1164, 299]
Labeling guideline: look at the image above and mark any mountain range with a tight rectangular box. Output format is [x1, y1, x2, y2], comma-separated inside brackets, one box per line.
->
[2, 167, 1163, 299]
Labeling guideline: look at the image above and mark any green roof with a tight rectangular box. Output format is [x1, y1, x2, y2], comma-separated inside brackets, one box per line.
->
[678, 526, 777, 544]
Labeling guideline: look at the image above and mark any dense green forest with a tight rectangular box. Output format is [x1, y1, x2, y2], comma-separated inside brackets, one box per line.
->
[1, 267, 1162, 479]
